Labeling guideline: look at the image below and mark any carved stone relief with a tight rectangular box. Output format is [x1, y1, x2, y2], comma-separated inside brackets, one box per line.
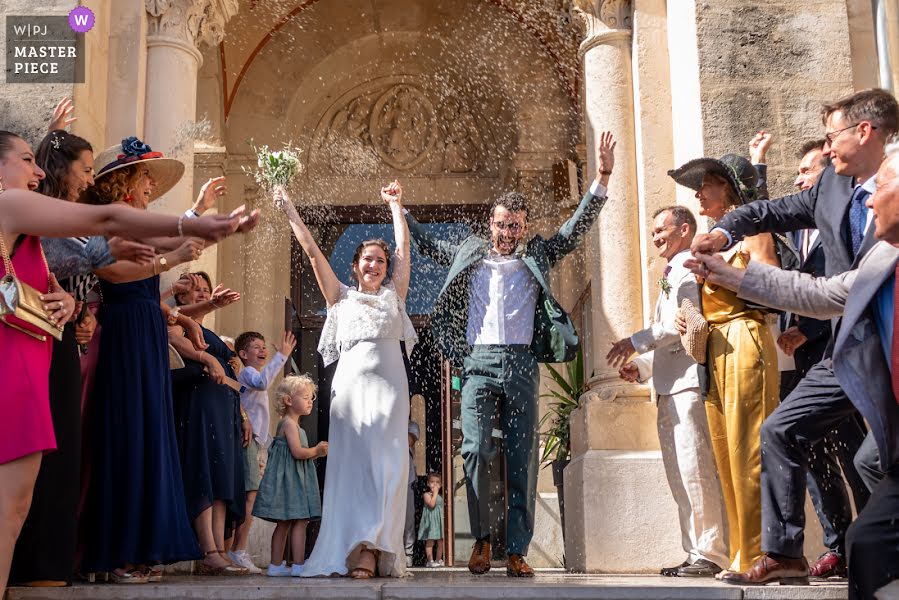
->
[312, 79, 498, 177]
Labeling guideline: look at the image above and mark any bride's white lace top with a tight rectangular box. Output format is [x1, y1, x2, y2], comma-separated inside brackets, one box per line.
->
[317, 281, 418, 366]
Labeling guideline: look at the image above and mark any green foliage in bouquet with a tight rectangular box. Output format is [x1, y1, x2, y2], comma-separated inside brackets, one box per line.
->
[243, 140, 304, 198]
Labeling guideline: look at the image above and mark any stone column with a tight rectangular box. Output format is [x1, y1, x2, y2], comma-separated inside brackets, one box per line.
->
[562, 0, 683, 572]
[143, 0, 237, 291]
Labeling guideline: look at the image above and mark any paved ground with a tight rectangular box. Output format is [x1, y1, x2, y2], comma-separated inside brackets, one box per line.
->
[6, 569, 849, 600]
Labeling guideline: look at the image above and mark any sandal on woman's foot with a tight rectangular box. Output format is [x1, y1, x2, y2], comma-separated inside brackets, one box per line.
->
[350, 548, 379, 579]
[139, 565, 163, 582]
[196, 550, 246, 576]
[110, 568, 149, 584]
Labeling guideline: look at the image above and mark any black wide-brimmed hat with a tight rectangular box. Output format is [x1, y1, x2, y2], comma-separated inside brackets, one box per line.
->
[667, 153, 759, 205]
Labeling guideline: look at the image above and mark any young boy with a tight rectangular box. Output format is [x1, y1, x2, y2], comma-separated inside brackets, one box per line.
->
[227, 330, 296, 572]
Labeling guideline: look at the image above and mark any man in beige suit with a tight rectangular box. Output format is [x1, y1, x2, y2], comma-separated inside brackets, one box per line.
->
[607, 206, 728, 578]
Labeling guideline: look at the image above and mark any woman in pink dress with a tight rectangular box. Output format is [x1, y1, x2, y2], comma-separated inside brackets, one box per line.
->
[0, 129, 261, 596]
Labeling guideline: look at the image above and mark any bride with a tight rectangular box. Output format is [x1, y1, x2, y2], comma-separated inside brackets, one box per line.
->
[276, 181, 416, 578]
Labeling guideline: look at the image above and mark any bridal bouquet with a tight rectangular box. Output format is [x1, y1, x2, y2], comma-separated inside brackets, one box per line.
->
[244, 140, 303, 207]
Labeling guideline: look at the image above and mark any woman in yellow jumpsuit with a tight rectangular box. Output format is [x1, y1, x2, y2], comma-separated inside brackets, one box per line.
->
[669, 155, 780, 574]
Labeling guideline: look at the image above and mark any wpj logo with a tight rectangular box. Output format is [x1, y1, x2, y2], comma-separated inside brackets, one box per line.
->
[5, 15, 85, 83]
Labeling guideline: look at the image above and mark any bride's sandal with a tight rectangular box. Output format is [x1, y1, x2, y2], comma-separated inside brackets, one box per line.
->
[350, 548, 379, 579]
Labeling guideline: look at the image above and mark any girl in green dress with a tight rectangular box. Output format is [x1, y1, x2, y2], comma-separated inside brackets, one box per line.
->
[418, 472, 444, 567]
[253, 375, 328, 577]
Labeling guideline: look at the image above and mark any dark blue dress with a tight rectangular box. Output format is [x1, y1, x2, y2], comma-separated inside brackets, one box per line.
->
[171, 326, 245, 533]
[81, 276, 200, 572]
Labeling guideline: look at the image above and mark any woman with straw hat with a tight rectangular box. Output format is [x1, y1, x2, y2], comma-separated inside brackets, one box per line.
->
[669, 154, 781, 576]
[79, 136, 247, 581]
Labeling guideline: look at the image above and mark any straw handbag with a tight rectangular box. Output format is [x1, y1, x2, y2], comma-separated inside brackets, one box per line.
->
[679, 297, 708, 364]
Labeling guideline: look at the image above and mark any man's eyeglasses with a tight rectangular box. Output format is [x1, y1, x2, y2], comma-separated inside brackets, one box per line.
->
[824, 122, 876, 145]
[492, 221, 524, 233]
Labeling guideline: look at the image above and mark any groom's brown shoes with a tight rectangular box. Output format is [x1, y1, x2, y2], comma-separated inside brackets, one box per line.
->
[507, 554, 535, 578]
[721, 554, 809, 586]
[468, 539, 491, 574]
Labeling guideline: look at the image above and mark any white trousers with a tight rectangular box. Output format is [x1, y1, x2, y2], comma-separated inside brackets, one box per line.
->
[657, 389, 729, 567]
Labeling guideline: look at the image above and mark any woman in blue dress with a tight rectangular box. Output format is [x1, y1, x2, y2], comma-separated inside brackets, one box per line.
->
[170, 271, 249, 576]
[80, 138, 205, 582]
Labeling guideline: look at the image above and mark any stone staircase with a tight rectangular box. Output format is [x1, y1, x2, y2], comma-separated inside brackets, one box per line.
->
[6, 571, 849, 600]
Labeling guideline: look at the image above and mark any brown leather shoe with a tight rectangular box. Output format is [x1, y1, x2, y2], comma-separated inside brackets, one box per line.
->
[507, 554, 535, 578]
[809, 551, 847, 579]
[720, 554, 809, 586]
[468, 539, 491, 574]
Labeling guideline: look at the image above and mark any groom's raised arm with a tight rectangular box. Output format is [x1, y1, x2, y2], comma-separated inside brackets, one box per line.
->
[544, 181, 608, 267]
[545, 130, 616, 267]
[405, 212, 461, 268]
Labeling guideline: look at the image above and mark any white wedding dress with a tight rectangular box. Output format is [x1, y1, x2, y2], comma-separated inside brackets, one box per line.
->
[301, 282, 417, 578]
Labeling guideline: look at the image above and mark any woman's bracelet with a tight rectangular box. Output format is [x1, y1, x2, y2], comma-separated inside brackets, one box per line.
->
[177, 214, 186, 237]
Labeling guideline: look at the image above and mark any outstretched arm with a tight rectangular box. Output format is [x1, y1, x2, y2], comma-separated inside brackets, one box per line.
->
[545, 131, 616, 266]
[685, 252, 855, 319]
[275, 186, 343, 306]
[381, 180, 410, 300]
[405, 213, 460, 268]
[0, 188, 258, 243]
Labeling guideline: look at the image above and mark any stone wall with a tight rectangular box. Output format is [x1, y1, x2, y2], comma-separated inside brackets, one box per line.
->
[694, 0, 855, 197]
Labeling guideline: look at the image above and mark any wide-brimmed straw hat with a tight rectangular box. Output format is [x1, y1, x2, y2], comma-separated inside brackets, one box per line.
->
[667, 153, 759, 205]
[93, 136, 184, 203]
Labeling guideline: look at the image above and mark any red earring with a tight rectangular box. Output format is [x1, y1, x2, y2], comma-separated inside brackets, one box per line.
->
[124, 193, 134, 203]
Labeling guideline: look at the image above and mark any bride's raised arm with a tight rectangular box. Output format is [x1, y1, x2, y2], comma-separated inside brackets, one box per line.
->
[275, 186, 343, 306]
[381, 180, 410, 301]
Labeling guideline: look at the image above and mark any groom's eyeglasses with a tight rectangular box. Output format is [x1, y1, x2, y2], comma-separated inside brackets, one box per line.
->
[492, 221, 524, 233]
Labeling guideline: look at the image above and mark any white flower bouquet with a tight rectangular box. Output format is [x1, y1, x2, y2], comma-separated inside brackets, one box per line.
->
[244, 140, 303, 207]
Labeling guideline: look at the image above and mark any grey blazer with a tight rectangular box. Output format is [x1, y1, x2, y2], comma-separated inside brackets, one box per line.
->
[738, 241, 899, 468]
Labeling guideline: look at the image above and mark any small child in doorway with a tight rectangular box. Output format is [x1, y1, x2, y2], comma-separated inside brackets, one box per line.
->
[253, 375, 327, 577]
[419, 472, 444, 568]
[227, 330, 296, 571]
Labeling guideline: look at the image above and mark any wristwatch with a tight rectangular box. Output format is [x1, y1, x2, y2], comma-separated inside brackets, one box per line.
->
[158, 256, 168, 271]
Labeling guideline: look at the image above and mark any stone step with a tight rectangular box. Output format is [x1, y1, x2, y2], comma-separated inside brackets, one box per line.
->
[6, 572, 849, 600]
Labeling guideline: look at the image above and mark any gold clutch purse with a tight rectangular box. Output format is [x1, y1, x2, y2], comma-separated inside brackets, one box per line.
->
[0, 234, 63, 342]
[679, 297, 708, 365]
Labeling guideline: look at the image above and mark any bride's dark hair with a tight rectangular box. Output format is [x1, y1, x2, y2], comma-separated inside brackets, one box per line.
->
[350, 239, 392, 280]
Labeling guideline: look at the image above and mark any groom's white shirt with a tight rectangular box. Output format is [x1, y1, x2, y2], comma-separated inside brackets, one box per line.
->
[630, 250, 702, 395]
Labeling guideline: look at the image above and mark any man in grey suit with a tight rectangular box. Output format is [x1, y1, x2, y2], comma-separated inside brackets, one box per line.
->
[608, 206, 727, 578]
[689, 88, 899, 584]
[686, 139, 899, 599]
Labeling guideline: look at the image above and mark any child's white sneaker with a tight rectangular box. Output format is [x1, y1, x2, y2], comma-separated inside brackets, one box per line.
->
[290, 564, 304, 577]
[435, 559, 445, 567]
[266, 562, 291, 577]
[228, 550, 262, 574]
[426, 560, 438, 568]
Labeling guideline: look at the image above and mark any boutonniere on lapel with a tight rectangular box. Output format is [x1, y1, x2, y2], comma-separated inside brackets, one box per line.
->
[658, 277, 672, 299]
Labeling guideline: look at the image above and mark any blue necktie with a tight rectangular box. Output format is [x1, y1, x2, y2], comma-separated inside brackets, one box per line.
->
[849, 187, 870, 258]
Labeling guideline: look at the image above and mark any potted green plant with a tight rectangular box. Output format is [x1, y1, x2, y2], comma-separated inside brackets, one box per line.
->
[538, 349, 586, 541]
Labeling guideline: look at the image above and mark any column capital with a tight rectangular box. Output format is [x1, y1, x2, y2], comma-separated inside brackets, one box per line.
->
[569, 0, 633, 56]
[145, 0, 238, 49]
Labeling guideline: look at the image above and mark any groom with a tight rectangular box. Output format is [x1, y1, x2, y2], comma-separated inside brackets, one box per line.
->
[405, 132, 616, 577]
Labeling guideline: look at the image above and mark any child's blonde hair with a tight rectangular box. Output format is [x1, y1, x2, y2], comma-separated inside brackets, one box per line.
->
[274, 374, 317, 417]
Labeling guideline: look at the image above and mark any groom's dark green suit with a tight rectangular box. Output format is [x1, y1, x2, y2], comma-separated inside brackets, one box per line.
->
[405, 185, 608, 557]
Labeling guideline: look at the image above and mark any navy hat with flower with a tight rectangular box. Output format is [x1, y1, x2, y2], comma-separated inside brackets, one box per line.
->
[93, 136, 185, 203]
[668, 153, 760, 205]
